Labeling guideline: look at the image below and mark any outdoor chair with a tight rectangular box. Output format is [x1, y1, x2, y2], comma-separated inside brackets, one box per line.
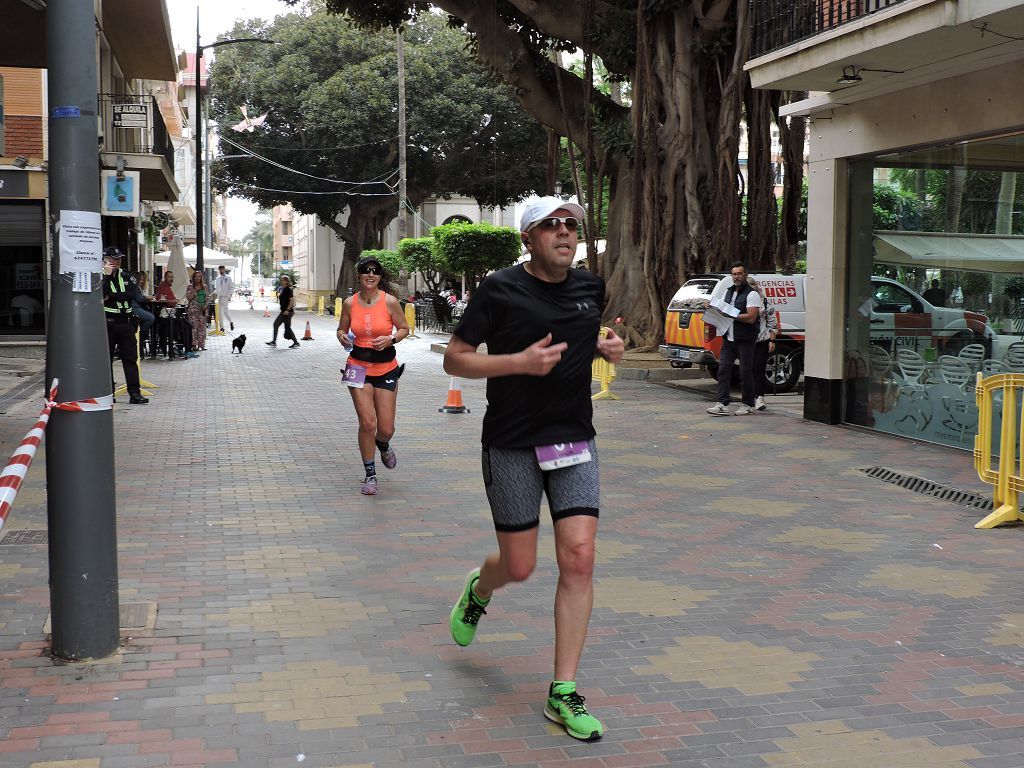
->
[936, 355, 974, 393]
[1002, 342, 1024, 372]
[868, 345, 893, 381]
[957, 343, 986, 373]
[980, 359, 1005, 377]
[895, 349, 927, 390]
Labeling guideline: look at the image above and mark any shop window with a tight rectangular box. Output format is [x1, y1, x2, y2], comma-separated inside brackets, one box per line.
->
[844, 135, 1024, 450]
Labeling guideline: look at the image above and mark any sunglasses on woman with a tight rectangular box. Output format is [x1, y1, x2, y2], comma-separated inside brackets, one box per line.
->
[358, 265, 383, 275]
[529, 216, 580, 232]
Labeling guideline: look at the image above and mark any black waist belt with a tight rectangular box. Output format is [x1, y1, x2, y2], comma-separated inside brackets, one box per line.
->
[349, 345, 396, 364]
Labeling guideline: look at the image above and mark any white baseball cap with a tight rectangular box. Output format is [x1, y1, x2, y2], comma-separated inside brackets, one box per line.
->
[519, 196, 586, 232]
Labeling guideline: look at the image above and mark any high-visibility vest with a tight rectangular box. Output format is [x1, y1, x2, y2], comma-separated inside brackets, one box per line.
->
[104, 270, 133, 316]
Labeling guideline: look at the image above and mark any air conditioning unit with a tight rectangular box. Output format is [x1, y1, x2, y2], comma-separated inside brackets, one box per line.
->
[281, 234, 294, 246]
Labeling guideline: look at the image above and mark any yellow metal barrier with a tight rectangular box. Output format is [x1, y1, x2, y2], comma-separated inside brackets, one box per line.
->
[404, 302, 416, 338]
[317, 296, 325, 316]
[973, 371, 1024, 528]
[335, 298, 343, 318]
[592, 327, 620, 401]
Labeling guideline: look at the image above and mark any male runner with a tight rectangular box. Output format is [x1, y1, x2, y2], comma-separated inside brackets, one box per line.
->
[443, 196, 624, 741]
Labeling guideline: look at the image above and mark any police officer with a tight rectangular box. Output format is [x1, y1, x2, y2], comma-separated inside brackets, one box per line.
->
[102, 247, 149, 404]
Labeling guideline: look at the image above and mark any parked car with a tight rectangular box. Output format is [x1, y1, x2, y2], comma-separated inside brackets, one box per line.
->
[867, 276, 995, 355]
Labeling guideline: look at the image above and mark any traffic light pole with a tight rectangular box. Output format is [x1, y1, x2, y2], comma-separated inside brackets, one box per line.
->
[45, 0, 121, 660]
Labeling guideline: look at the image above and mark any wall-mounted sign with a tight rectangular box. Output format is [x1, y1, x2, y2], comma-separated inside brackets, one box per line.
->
[112, 103, 150, 129]
[100, 170, 140, 217]
[0, 170, 29, 198]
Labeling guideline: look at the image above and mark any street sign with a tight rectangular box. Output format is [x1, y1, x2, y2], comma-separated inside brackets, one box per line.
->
[0, 170, 29, 198]
[112, 103, 149, 129]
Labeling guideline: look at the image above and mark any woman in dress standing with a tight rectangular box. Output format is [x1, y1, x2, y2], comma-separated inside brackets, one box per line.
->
[186, 269, 209, 352]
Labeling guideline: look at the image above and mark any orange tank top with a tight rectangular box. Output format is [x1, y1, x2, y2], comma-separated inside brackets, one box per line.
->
[349, 293, 398, 377]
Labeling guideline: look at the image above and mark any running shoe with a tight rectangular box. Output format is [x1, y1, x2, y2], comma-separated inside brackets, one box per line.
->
[360, 475, 378, 496]
[381, 448, 397, 470]
[706, 403, 730, 416]
[544, 682, 604, 741]
[734, 405, 752, 415]
[755, 395, 766, 411]
[289, 341, 301, 349]
[449, 568, 488, 647]
[265, 340, 276, 346]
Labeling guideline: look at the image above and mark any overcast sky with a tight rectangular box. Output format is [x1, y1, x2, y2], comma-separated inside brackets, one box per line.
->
[168, 1, 292, 240]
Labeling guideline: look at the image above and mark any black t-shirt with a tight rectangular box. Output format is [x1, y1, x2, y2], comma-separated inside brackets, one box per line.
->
[453, 264, 605, 449]
[278, 285, 293, 312]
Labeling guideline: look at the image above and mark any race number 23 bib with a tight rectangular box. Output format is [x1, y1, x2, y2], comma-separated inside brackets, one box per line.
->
[534, 442, 592, 471]
[342, 361, 367, 389]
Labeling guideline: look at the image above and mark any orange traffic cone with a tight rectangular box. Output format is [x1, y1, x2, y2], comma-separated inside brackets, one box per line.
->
[439, 377, 470, 414]
[302, 321, 315, 341]
[263, 305, 271, 317]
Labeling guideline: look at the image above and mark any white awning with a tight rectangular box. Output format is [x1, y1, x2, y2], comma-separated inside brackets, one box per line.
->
[874, 231, 1024, 274]
[153, 244, 238, 268]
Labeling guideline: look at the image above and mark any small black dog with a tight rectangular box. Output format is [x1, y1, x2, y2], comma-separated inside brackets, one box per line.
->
[231, 334, 247, 354]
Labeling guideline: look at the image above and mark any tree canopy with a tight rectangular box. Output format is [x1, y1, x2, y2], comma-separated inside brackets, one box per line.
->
[209, 8, 548, 294]
[302, 1, 806, 347]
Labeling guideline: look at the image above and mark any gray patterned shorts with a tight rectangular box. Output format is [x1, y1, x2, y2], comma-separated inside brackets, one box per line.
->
[481, 439, 599, 532]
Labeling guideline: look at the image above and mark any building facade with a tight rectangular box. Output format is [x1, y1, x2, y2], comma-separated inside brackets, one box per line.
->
[0, 0, 180, 351]
[748, 0, 1024, 451]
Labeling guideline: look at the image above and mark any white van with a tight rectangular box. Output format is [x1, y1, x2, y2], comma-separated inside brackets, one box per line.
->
[660, 273, 807, 392]
[867, 276, 995, 354]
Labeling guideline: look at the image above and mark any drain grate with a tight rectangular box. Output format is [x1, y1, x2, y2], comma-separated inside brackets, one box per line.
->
[0, 529, 48, 545]
[862, 466, 994, 511]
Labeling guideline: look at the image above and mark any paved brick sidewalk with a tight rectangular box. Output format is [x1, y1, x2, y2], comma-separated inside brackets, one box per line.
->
[0, 308, 1021, 768]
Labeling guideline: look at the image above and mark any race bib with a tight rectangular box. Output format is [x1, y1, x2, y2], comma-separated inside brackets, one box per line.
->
[534, 442, 591, 471]
[342, 361, 367, 389]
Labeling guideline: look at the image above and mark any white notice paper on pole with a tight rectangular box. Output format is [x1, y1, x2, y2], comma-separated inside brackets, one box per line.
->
[58, 210, 103, 273]
[72, 272, 92, 292]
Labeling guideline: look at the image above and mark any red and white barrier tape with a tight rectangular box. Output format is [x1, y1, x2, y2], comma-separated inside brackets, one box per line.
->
[0, 379, 113, 534]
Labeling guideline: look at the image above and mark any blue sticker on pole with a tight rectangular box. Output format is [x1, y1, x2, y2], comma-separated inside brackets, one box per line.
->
[51, 106, 81, 119]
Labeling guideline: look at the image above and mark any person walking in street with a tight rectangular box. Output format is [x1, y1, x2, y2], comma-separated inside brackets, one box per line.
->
[336, 255, 410, 496]
[266, 274, 299, 348]
[707, 262, 761, 416]
[186, 269, 209, 352]
[443, 197, 624, 742]
[214, 265, 235, 331]
[748, 276, 778, 411]
[102, 247, 148, 404]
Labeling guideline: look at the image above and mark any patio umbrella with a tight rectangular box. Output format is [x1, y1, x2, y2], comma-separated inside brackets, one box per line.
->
[168, 234, 188, 303]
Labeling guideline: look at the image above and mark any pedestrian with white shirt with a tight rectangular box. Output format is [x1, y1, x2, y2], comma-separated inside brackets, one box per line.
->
[214, 265, 235, 332]
[707, 262, 761, 416]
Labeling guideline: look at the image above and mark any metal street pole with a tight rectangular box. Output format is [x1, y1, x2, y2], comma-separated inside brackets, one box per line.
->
[195, 14, 204, 271]
[45, 0, 120, 660]
[194, 20, 275, 272]
[397, 28, 407, 242]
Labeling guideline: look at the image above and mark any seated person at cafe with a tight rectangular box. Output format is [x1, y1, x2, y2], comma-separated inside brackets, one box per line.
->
[153, 272, 190, 360]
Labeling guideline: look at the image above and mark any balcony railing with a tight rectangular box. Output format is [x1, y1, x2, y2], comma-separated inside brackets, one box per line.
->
[750, 0, 910, 59]
[97, 94, 174, 171]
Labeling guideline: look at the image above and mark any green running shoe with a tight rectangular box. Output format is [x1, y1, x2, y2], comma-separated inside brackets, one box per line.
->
[449, 568, 489, 647]
[544, 682, 604, 741]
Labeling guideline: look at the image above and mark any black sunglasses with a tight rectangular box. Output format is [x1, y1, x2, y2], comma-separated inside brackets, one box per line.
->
[530, 216, 580, 232]
[358, 265, 383, 275]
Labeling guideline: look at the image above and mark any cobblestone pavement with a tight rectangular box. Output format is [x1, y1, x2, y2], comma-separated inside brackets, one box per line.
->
[0, 307, 1021, 768]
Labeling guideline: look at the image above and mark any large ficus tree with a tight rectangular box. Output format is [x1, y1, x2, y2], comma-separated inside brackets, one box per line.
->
[300, 1, 805, 347]
[209, 8, 547, 296]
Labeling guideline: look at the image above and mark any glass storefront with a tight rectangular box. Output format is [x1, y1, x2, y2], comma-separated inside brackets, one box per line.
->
[844, 134, 1024, 449]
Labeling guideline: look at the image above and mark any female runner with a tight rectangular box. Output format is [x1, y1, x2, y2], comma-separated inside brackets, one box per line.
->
[337, 255, 410, 495]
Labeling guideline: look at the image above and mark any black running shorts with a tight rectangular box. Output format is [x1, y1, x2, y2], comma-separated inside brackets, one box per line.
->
[481, 439, 599, 532]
